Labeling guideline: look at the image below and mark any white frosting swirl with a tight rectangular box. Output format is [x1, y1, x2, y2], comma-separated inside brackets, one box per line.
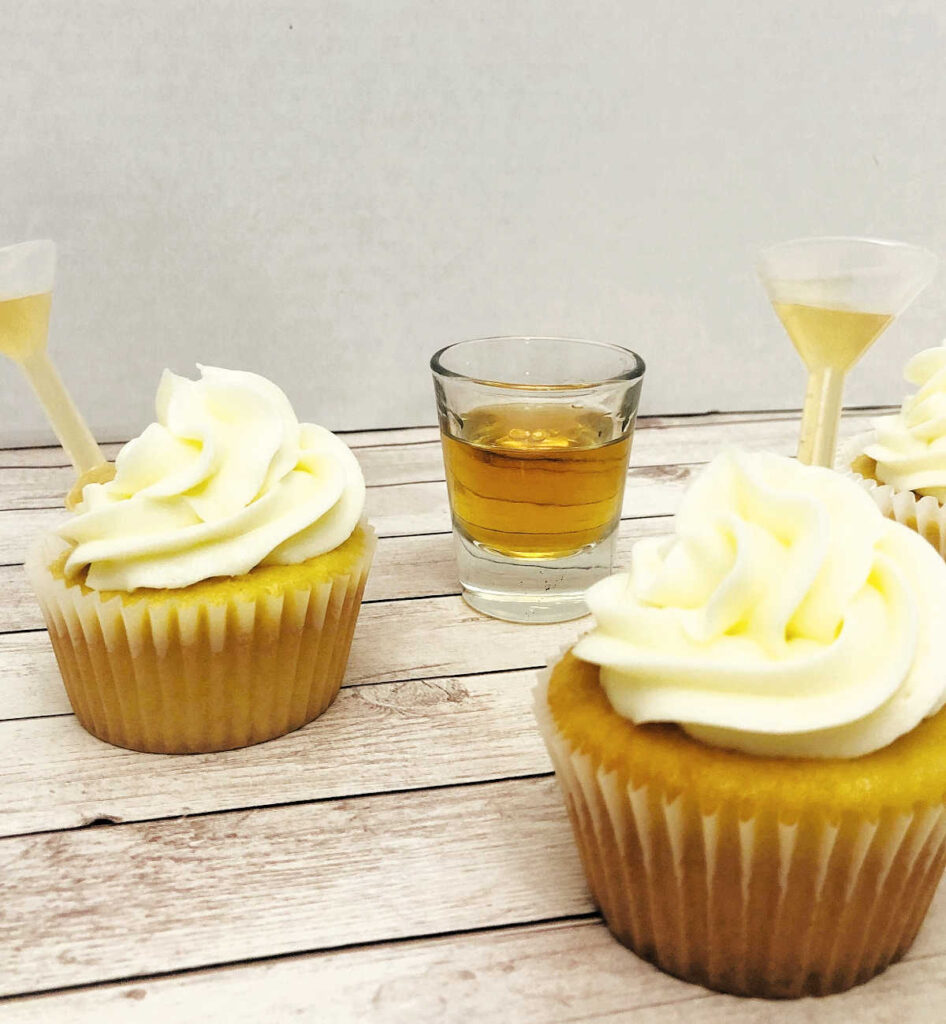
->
[59, 365, 365, 591]
[864, 344, 946, 500]
[574, 450, 946, 758]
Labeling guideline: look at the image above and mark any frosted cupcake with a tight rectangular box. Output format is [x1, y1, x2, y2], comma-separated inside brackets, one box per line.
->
[844, 343, 946, 556]
[535, 450, 946, 998]
[27, 365, 375, 754]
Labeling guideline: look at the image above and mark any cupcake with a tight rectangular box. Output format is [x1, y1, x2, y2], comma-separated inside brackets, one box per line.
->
[27, 365, 375, 754]
[843, 342, 946, 556]
[535, 449, 946, 998]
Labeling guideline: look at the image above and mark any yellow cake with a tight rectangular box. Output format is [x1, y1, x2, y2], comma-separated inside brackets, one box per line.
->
[535, 450, 946, 998]
[539, 650, 946, 998]
[27, 364, 374, 754]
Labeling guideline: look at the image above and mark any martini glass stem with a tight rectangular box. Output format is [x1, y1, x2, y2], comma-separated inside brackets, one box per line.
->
[798, 365, 844, 467]
[20, 348, 104, 474]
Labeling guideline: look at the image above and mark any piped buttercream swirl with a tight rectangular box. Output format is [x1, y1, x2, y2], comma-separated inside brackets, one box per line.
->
[864, 343, 946, 500]
[59, 365, 365, 591]
[574, 450, 946, 758]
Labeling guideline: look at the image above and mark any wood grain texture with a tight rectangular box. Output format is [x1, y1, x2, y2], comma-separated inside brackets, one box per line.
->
[0, 669, 550, 837]
[0, 778, 587, 997]
[1, 781, 943, 1006]
[3, 916, 943, 1024]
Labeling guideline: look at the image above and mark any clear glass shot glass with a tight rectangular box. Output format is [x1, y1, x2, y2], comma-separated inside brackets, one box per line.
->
[431, 336, 645, 623]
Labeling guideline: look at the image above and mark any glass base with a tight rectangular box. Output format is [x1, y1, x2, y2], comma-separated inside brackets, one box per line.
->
[453, 530, 616, 624]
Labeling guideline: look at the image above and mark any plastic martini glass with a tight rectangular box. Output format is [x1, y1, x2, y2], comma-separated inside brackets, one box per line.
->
[0, 240, 109, 489]
[758, 236, 938, 467]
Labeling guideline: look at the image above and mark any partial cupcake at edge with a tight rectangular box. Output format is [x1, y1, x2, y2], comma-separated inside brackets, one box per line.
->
[843, 341, 946, 556]
[27, 364, 375, 754]
[535, 448, 946, 998]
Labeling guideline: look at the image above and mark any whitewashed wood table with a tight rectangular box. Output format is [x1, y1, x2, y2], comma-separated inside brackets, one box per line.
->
[1, 408, 943, 1023]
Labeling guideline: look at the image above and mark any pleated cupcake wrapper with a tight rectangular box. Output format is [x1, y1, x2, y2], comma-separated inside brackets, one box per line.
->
[533, 661, 946, 998]
[839, 432, 946, 557]
[27, 528, 376, 754]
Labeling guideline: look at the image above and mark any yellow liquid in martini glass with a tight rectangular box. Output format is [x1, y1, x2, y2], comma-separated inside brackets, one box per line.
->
[773, 302, 894, 466]
[0, 291, 52, 360]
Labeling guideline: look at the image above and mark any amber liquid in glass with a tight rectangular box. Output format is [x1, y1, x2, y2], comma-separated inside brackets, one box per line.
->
[440, 403, 631, 559]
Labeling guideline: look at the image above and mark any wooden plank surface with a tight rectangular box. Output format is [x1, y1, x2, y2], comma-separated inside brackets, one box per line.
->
[0, 779, 584, 996]
[1, 406, 941, 1023]
[2, 776, 943, 1001]
[4, 917, 943, 1024]
[0, 668, 550, 837]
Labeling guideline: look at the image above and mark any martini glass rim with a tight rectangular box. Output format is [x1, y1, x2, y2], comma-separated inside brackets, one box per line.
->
[758, 234, 937, 270]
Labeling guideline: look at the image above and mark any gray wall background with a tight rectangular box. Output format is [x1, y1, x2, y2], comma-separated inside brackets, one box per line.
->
[3, 0, 946, 445]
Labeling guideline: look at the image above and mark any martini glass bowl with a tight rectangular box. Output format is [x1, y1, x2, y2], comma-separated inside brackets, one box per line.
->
[758, 236, 937, 466]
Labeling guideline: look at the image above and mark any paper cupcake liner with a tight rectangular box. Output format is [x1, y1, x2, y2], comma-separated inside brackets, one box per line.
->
[27, 527, 376, 754]
[534, 666, 946, 998]
[839, 432, 946, 557]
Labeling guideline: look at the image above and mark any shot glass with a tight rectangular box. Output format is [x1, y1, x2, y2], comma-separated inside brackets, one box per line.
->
[431, 336, 645, 623]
